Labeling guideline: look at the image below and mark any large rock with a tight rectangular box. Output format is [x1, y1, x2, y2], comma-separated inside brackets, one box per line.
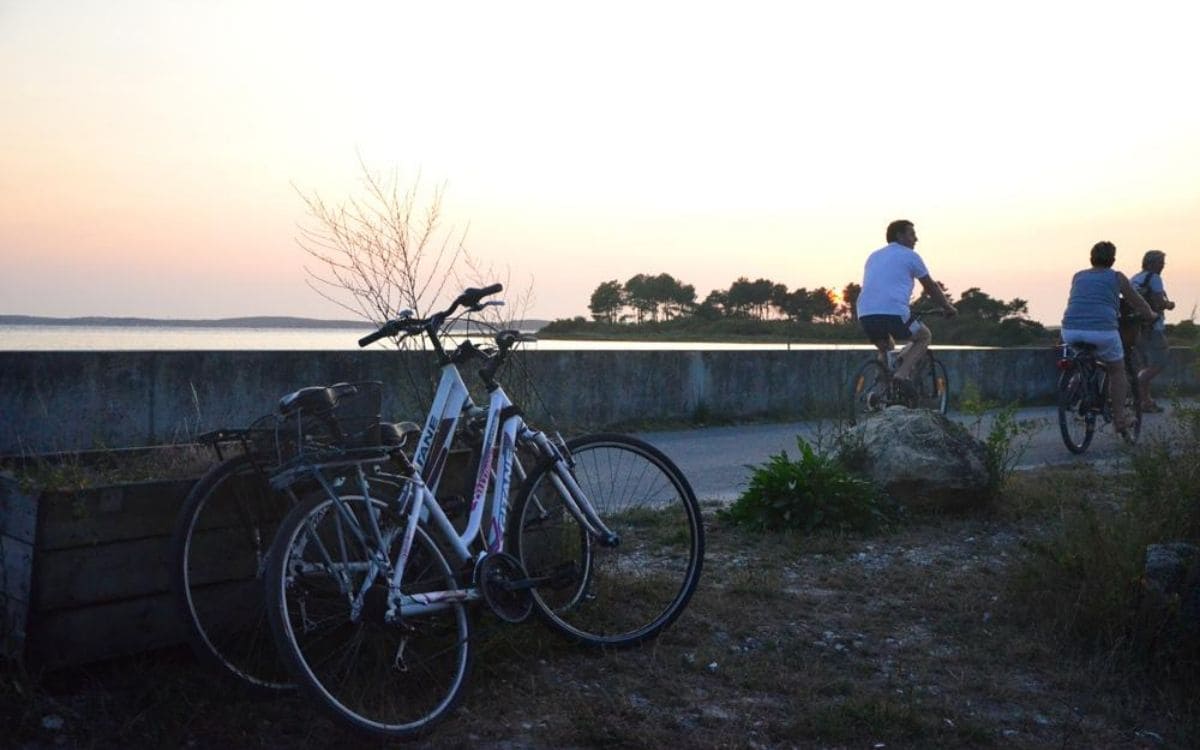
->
[1138, 542, 1200, 648]
[839, 407, 990, 510]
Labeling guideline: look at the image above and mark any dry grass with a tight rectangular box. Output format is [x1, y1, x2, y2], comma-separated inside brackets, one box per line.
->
[3, 465, 1196, 749]
[3, 444, 218, 492]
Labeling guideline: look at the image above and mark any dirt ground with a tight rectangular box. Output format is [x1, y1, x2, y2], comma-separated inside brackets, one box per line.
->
[3, 470, 1193, 749]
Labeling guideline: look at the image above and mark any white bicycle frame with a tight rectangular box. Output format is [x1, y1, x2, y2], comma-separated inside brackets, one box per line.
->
[279, 342, 618, 624]
[383, 351, 619, 620]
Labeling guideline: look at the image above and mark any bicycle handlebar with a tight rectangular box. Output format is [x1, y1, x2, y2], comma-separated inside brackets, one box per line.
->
[905, 307, 953, 326]
[495, 329, 537, 351]
[459, 284, 503, 310]
[357, 285, 505, 348]
[357, 326, 394, 348]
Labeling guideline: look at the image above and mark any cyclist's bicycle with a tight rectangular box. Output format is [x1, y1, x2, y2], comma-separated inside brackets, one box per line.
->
[261, 285, 705, 739]
[847, 309, 950, 423]
[1055, 342, 1142, 453]
[168, 384, 416, 690]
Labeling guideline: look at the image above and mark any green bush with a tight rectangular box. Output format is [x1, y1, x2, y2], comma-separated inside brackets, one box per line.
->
[957, 381, 1037, 496]
[719, 437, 890, 533]
[1128, 400, 1200, 541]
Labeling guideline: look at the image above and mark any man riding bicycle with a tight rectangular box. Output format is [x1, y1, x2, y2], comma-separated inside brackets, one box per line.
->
[856, 220, 958, 393]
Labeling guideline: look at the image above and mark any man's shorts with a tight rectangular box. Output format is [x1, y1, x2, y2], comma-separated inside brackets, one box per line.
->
[1137, 328, 1169, 370]
[1061, 328, 1124, 364]
[859, 314, 917, 342]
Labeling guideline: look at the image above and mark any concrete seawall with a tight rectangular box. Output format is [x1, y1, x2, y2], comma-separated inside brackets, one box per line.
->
[2, 348, 1196, 454]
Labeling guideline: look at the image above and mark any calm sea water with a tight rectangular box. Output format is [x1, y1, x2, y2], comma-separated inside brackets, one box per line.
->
[0, 324, 879, 352]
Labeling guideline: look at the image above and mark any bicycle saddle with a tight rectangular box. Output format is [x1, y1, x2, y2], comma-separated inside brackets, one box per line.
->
[277, 383, 358, 417]
[380, 421, 420, 447]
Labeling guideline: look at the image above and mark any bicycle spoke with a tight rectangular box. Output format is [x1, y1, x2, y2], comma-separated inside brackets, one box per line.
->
[171, 453, 294, 690]
[266, 495, 472, 739]
[512, 434, 703, 647]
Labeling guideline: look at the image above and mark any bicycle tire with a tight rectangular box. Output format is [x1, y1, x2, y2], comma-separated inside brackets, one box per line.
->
[915, 355, 950, 415]
[847, 359, 889, 424]
[509, 433, 704, 648]
[169, 452, 295, 690]
[264, 491, 472, 739]
[1057, 363, 1094, 454]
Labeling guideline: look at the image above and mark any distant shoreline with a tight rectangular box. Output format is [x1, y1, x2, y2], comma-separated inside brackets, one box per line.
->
[0, 315, 550, 332]
[0, 314, 371, 329]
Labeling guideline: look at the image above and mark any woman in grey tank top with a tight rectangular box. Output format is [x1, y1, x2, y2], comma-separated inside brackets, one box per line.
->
[1060, 241, 1153, 435]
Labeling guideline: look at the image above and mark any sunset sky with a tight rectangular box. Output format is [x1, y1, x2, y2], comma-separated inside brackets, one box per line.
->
[2, 1, 1197, 326]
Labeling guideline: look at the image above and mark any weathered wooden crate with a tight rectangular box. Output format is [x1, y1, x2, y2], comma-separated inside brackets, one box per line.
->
[1, 472, 199, 669]
[0, 447, 474, 670]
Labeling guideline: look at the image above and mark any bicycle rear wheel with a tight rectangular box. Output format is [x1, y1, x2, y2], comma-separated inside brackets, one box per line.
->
[1057, 364, 1094, 454]
[847, 359, 889, 423]
[264, 491, 472, 739]
[169, 452, 294, 690]
[510, 433, 704, 648]
[914, 355, 949, 414]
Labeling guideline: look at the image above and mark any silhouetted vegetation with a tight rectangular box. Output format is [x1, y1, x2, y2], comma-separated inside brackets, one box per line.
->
[550, 274, 1054, 346]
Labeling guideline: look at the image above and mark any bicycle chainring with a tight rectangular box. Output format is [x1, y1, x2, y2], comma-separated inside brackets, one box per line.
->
[476, 552, 534, 624]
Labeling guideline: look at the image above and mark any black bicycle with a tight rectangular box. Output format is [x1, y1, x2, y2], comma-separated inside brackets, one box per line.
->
[847, 310, 950, 423]
[1055, 343, 1142, 453]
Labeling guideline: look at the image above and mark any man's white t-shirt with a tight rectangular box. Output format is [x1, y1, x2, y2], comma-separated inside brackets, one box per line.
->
[856, 243, 930, 319]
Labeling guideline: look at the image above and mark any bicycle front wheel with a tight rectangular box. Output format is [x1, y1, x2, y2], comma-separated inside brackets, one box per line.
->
[847, 359, 889, 423]
[915, 355, 950, 414]
[169, 452, 294, 690]
[510, 433, 704, 648]
[264, 492, 472, 740]
[1057, 365, 1094, 454]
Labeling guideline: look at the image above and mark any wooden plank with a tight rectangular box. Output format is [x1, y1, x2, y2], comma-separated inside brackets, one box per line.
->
[1, 476, 37, 661]
[37, 479, 195, 551]
[0, 476, 38, 544]
[185, 473, 291, 534]
[26, 592, 185, 669]
[186, 577, 273, 640]
[179, 525, 272, 587]
[33, 536, 171, 611]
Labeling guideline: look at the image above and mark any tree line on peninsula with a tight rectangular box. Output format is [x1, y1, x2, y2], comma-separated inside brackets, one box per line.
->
[541, 273, 1051, 346]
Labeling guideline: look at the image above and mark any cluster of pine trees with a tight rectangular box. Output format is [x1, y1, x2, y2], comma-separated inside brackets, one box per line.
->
[586, 274, 1031, 326]
[588, 274, 860, 324]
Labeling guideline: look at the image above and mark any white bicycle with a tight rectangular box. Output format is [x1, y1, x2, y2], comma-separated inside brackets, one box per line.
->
[262, 285, 706, 739]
